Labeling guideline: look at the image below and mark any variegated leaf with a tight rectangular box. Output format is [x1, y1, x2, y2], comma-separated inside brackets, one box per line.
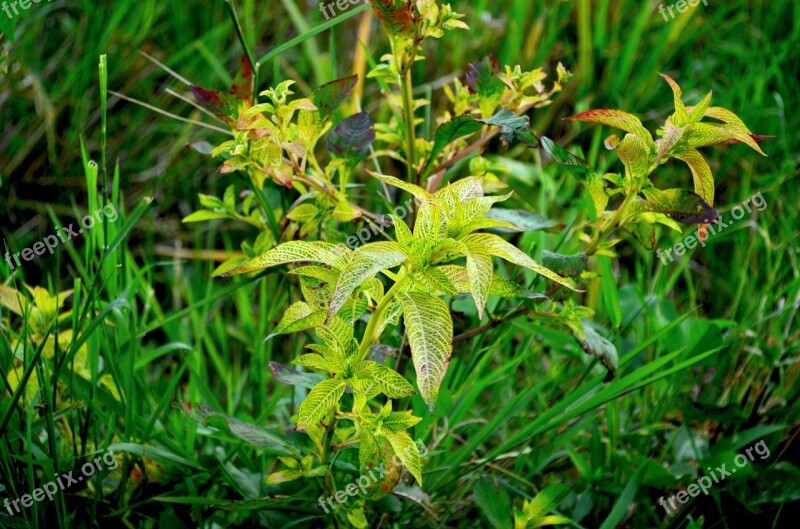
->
[398, 291, 452, 411]
[220, 241, 351, 277]
[296, 378, 347, 430]
[328, 242, 407, 319]
[459, 233, 578, 291]
[566, 109, 654, 148]
[382, 430, 423, 485]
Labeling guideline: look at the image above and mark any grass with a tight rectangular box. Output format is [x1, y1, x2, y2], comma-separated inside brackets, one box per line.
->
[1, 0, 799, 528]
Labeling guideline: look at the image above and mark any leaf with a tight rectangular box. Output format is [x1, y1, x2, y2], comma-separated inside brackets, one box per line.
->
[425, 115, 484, 172]
[641, 188, 719, 225]
[681, 122, 767, 156]
[327, 111, 376, 167]
[654, 118, 685, 164]
[357, 361, 415, 398]
[576, 321, 619, 380]
[180, 402, 293, 455]
[398, 291, 453, 411]
[460, 233, 578, 291]
[671, 148, 715, 205]
[269, 361, 326, 390]
[479, 109, 538, 147]
[541, 251, 588, 277]
[466, 56, 505, 117]
[522, 484, 571, 526]
[687, 90, 713, 124]
[230, 54, 254, 103]
[382, 430, 423, 485]
[0, 285, 25, 316]
[311, 75, 359, 121]
[182, 210, 229, 223]
[382, 411, 423, 432]
[267, 302, 327, 341]
[485, 209, 556, 232]
[296, 379, 347, 430]
[191, 86, 242, 124]
[539, 137, 608, 215]
[463, 244, 494, 319]
[604, 133, 650, 182]
[474, 479, 512, 529]
[220, 241, 351, 277]
[328, 242, 407, 319]
[659, 72, 689, 126]
[566, 109, 654, 148]
[369, 0, 415, 38]
[265, 468, 303, 485]
[367, 170, 433, 201]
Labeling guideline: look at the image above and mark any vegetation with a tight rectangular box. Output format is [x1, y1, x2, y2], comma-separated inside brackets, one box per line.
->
[1, 1, 798, 528]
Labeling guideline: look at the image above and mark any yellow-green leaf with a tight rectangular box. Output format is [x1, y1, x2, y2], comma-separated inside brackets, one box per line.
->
[398, 291, 453, 411]
[296, 379, 346, 430]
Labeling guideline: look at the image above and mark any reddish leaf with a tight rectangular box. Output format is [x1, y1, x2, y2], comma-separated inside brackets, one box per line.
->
[190, 86, 242, 124]
[230, 54, 253, 103]
[369, 0, 415, 38]
[311, 75, 359, 121]
[566, 109, 654, 147]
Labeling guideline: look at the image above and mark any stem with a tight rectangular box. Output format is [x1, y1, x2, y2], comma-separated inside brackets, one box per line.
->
[584, 192, 636, 255]
[358, 274, 409, 359]
[400, 70, 418, 184]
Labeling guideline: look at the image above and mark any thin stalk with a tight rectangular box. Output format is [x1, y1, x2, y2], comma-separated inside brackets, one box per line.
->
[585, 192, 636, 255]
[400, 70, 418, 184]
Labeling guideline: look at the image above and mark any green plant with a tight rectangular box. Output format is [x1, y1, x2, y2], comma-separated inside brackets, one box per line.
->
[176, 2, 770, 527]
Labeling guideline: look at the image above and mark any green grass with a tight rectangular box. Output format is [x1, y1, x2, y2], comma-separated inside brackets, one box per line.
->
[1, 1, 799, 528]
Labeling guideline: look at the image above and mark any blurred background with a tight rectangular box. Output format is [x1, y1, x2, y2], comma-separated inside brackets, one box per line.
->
[1, 1, 798, 528]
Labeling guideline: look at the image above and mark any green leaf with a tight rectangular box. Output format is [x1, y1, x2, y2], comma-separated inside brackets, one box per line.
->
[294, 353, 345, 374]
[460, 233, 578, 291]
[463, 243, 494, 319]
[382, 430, 423, 485]
[474, 479, 512, 529]
[425, 115, 484, 172]
[466, 56, 506, 117]
[654, 118, 685, 164]
[0, 14, 15, 43]
[479, 109, 538, 147]
[310, 75, 358, 121]
[296, 378, 346, 430]
[191, 86, 243, 125]
[604, 133, 650, 182]
[541, 251, 588, 277]
[180, 402, 293, 455]
[641, 188, 718, 225]
[523, 484, 571, 526]
[265, 469, 303, 485]
[671, 148, 715, 205]
[485, 209, 556, 232]
[398, 291, 453, 411]
[356, 361, 415, 398]
[267, 301, 326, 341]
[328, 242, 407, 318]
[220, 241, 351, 277]
[327, 111, 375, 167]
[688, 90, 713, 124]
[539, 137, 608, 214]
[566, 109, 654, 148]
[659, 72, 689, 127]
[269, 361, 326, 390]
[576, 321, 619, 379]
[382, 411, 423, 432]
[681, 122, 767, 156]
[367, 170, 433, 201]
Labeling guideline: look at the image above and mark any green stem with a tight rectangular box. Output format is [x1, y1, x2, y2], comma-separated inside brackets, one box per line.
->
[358, 274, 409, 359]
[400, 70, 418, 184]
[585, 192, 636, 255]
